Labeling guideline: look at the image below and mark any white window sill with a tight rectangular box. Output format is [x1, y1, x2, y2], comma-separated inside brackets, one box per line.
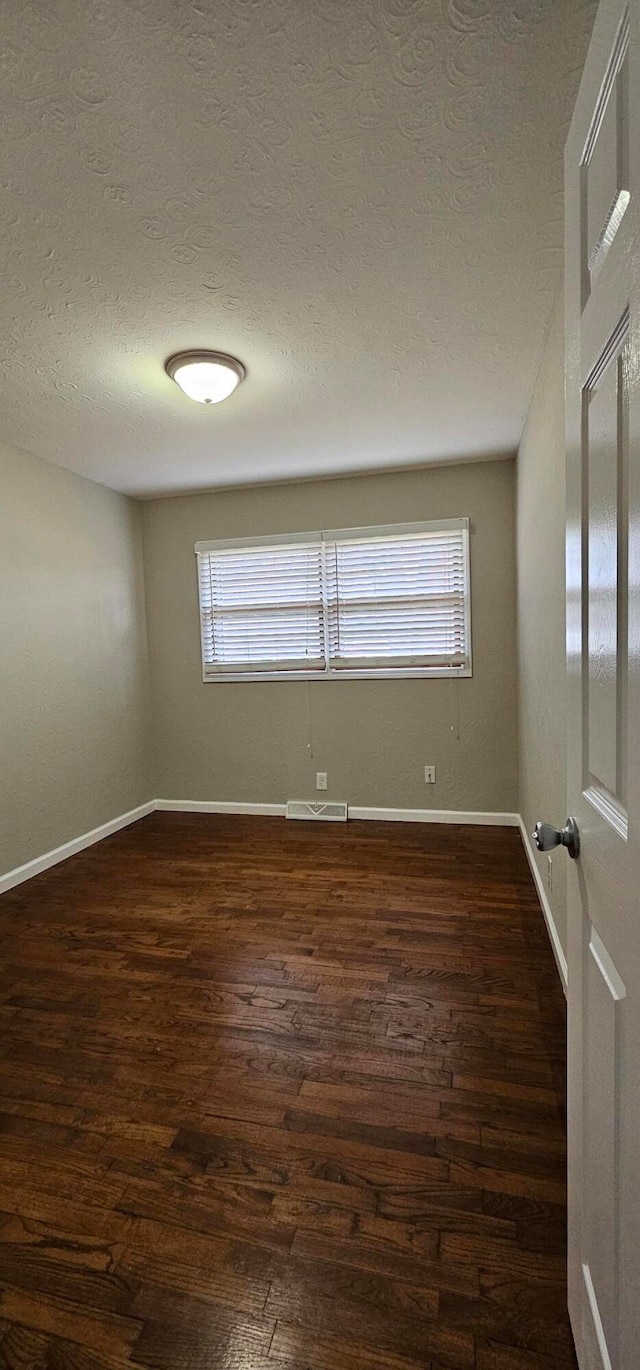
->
[202, 667, 473, 683]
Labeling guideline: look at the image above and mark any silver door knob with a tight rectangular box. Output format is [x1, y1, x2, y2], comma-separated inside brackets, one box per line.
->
[533, 816, 580, 859]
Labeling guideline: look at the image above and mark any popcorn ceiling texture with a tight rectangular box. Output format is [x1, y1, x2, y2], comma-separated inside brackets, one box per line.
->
[0, 0, 595, 496]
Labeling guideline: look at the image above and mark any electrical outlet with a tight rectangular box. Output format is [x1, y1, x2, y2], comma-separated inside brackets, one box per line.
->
[547, 855, 553, 892]
[316, 772, 327, 791]
[424, 765, 436, 784]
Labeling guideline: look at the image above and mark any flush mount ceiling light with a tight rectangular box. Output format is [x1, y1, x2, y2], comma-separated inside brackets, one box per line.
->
[165, 350, 246, 404]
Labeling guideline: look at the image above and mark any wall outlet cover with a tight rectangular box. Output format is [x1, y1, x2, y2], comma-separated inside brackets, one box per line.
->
[424, 765, 436, 784]
[316, 772, 328, 791]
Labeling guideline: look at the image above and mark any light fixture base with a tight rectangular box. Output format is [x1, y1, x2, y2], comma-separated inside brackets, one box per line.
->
[164, 350, 246, 404]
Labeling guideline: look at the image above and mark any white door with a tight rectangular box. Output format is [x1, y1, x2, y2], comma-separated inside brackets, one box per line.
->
[564, 2, 640, 1367]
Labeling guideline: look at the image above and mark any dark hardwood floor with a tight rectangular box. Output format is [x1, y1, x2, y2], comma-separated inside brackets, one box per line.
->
[0, 814, 574, 1370]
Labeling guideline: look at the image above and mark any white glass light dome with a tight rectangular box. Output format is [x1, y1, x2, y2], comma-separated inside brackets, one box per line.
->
[165, 351, 246, 404]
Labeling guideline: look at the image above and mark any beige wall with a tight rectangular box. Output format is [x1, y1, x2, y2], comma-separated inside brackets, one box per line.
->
[142, 460, 518, 812]
[517, 292, 568, 954]
[0, 440, 152, 876]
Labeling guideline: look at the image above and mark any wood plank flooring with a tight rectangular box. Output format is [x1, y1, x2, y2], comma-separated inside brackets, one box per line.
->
[0, 814, 574, 1370]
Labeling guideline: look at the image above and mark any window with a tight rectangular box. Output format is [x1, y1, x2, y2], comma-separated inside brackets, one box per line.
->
[195, 518, 471, 681]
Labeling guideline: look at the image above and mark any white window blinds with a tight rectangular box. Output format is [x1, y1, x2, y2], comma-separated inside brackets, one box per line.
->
[325, 525, 469, 670]
[197, 537, 325, 674]
[195, 518, 470, 680]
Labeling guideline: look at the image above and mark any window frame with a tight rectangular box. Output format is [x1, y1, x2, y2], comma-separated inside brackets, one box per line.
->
[194, 517, 472, 682]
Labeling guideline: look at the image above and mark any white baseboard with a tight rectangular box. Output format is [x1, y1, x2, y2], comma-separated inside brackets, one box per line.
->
[349, 806, 520, 826]
[155, 799, 287, 816]
[0, 801, 155, 896]
[518, 815, 568, 992]
[156, 799, 519, 826]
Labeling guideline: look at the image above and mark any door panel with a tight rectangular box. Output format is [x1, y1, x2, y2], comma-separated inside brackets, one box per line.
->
[584, 323, 629, 819]
[583, 925, 625, 1366]
[582, 14, 629, 295]
[566, 2, 640, 1368]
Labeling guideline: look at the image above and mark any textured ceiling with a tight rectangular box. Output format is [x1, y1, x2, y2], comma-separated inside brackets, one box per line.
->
[1, 0, 595, 497]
